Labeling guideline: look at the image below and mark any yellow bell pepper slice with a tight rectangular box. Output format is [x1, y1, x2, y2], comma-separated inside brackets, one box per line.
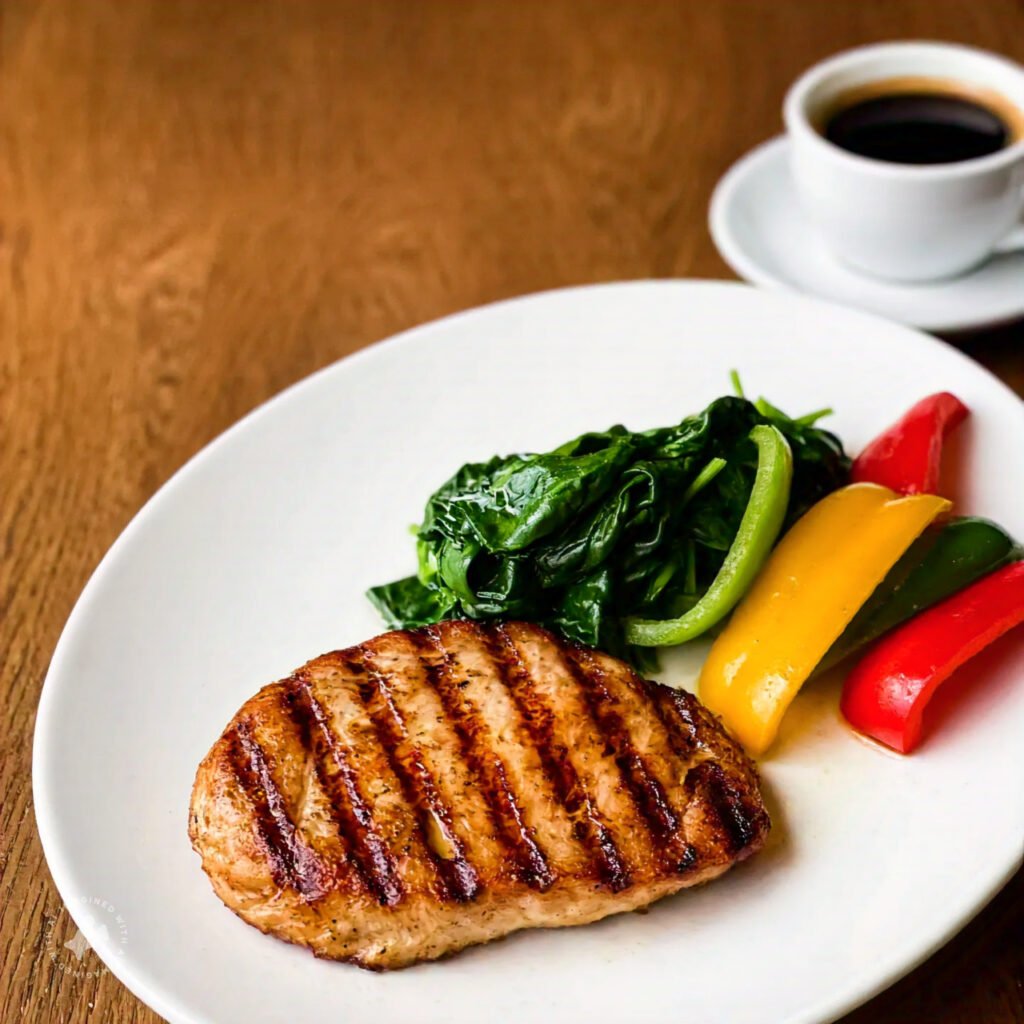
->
[698, 483, 951, 755]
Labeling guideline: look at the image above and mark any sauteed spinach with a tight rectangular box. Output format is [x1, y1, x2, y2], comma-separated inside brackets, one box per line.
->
[368, 383, 849, 667]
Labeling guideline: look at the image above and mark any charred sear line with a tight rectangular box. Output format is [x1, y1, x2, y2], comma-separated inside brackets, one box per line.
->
[349, 649, 481, 902]
[228, 718, 330, 901]
[560, 644, 679, 842]
[675, 843, 699, 874]
[282, 677, 403, 906]
[483, 623, 631, 893]
[692, 762, 762, 855]
[413, 626, 554, 891]
[653, 687, 702, 759]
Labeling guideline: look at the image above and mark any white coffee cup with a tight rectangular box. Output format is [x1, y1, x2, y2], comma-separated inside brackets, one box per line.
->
[784, 41, 1024, 283]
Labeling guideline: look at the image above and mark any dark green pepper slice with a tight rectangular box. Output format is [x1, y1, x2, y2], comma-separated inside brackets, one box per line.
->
[821, 515, 1021, 672]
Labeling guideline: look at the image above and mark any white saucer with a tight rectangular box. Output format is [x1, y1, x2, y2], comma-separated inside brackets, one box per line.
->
[710, 136, 1024, 334]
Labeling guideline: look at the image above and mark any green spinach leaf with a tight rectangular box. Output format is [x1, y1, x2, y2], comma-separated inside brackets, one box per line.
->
[367, 389, 849, 664]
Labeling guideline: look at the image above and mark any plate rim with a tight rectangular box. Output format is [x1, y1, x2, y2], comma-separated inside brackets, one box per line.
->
[33, 278, 1024, 1024]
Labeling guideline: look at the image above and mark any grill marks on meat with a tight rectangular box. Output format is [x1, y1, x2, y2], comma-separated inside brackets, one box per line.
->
[687, 761, 762, 858]
[413, 626, 554, 891]
[561, 644, 701, 874]
[351, 647, 482, 902]
[562, 646, 678, 838]
[282, 680, 403, 906]
[191, 621, 770, 968]
[484, 624, 632, 891]
[227, 719, 331, 901]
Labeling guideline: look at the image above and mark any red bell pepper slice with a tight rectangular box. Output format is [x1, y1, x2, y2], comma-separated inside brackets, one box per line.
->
[852, 392, 969, 496]
[841, 561, 1024, 753]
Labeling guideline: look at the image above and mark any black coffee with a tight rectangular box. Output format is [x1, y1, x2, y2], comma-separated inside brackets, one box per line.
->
[825, 92, 1010, 165]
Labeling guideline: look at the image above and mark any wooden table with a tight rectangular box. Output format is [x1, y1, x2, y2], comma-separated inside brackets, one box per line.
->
[3, 2, 1022, 1021]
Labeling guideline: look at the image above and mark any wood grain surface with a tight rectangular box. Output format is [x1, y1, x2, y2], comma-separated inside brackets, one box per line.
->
[2, 2, 1022, 1022]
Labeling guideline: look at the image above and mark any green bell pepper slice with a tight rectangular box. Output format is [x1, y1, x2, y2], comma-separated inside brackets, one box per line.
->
[626, 424, 793, 647]
[821, 515, 1021, 672]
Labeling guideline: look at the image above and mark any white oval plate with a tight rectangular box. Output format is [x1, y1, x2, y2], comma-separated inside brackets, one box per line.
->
[35, 281, 1024, 1024]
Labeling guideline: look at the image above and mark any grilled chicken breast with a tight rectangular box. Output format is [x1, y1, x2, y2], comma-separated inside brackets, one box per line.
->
[189, 621, 769, 969]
